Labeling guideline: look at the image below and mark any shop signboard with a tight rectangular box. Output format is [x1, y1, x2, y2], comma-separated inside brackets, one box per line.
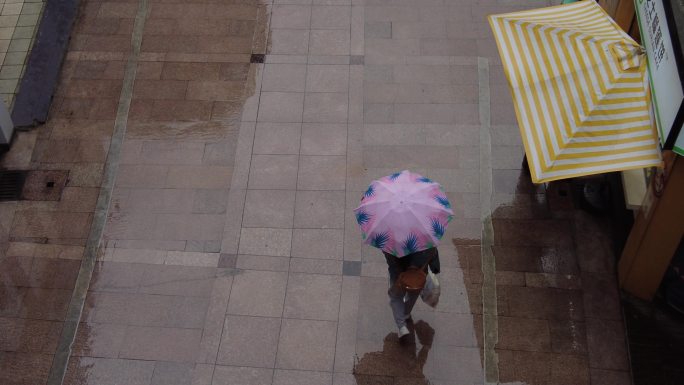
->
[634, 0, 684, 155]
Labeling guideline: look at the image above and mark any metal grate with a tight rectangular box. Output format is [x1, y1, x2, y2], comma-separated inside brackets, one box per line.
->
[250, 54, 265, 63]
[0, 170, 27, 201]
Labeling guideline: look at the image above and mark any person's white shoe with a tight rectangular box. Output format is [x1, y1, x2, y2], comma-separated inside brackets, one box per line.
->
[398, 325, 410, 338]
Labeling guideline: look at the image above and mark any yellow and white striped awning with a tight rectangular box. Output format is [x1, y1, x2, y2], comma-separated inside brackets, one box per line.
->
[489, 0, 662, 183]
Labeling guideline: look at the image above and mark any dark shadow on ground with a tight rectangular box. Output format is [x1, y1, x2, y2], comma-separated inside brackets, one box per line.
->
[353, 320, 435, 385]
[623, 293, 684, 385]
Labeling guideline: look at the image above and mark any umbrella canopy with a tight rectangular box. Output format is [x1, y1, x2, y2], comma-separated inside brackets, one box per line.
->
[488, 1, 662, 183]
[354, 170, 454, 258]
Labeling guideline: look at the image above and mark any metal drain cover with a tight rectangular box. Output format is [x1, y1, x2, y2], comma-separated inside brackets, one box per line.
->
[0, 170, 27, 201]
[21, 170, 68, 201]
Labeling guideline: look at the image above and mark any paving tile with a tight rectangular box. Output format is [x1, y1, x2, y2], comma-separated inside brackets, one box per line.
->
[0, 318, 62, 354]
[273, 369, 332, 385]
[139, 265, 216, 297]
[257, 92, 304, 123]
[331, 373, 355, 385]
[2, 3, 24, 16]
[270, 29, 310, 55]
[238, 227, 293, 257]
[64, 357, 155, 385]
[104, 248, 166, 265]
[291, 229, 343, 259]
[165, 166, 232, 189]
[0, 257, 32, 289]
[303, 92, 348, 123]
[298, 155, 346, 190]
[262, 64, 307, 92]
[311, 6, 351, 30]
[309, 30, 350, 55]
[243, 190, 296, 228]
[0, 16, 18, 28]
[0, 352, 52, 384]
[116, 165, 168, 188]
[121, 188, 194, 213]
[154, 213, 225, 241]
[0, 65, 22, 79]
[342, 261, 361, 276]
[248, 155, 299, 189]
[132, 80, 187, 100]
[497, 316, 551, 352]
[203, 141, 237, 166]
[217, 315, 281, 367]
[363, 103, 393, 123]
[234, 254, 288, 272]
[362, 145, 458, 169]
[161, 62, 221, 81]
[294, 190, 345, 229]
[497, 349, 590, 385]
[502, 286, 584, 321]
[220, 63, 251, 81]
[589, 369, 632, 385]
[271, 5, 311, 29]
[277, 318, 337, 371]
[581, 272, 622, 320]
[71, 322, 127, 358]
[212, 366, 274, 385]
[28, 258, 80, 289]
[186, 81, 246, 101]
[118, 326, 202, 362]
[301, 124, 347, 155]
[228, 270, 289, 317]
[493, 219, 574, 248]
[218, 254, 238, 268]
[548, 319, 587, 355]
[586, 318, 630, 371]
[420, 345, 483, 382]
[19, 288, 71, 321]
[165, 251, 220, 267]
[284, 273, 342, 320]
[289, 258, 342, 275]
[193, 189, 229, 214]
[90, 292, 208, 328]
[150, 362, 196, 385]
[412, 312, 479, 348]
[253, 123, 302, 155]
[192, 364, 215, 385]
[364, 22, 391, 39]
[306, 65, 349, 93]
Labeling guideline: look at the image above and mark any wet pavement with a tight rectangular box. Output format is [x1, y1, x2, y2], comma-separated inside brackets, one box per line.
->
[0, 0, 633, 384]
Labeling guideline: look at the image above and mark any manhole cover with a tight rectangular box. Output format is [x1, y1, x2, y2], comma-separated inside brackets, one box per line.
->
[0, 170, 27, 201]
[21, 170, 68, 201]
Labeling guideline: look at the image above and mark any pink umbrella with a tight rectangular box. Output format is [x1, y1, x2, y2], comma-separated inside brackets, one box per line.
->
[354, 170, 454, 257]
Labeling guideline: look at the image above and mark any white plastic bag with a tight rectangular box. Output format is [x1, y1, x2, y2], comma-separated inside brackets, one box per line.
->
[420, 270, 440, 308]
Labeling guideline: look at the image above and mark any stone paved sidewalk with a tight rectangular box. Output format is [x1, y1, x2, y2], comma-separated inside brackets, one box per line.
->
[0, 0, 632, 384]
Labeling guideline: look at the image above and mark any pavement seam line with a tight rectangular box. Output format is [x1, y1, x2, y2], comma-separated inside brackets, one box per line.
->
[46, 0, 148, 383]
[478, 56, 500, 384]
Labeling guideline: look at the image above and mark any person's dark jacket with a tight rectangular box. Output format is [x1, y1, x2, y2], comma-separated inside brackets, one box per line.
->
[383, 247, 440, 283]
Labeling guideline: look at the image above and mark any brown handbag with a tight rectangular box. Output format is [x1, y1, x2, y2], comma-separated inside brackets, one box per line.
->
[396, 259, 431, 292]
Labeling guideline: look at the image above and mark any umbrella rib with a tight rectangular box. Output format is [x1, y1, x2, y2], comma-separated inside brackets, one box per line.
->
[406, 199, 451, 213]
[364, 207, 395, 244]
[405, 204, 438, 245]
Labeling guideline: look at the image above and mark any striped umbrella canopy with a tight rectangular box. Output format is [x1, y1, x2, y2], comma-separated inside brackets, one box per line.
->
[488, 1, 662, 183]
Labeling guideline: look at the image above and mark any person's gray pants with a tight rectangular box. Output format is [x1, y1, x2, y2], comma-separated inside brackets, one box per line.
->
[388, 279, 420, 328]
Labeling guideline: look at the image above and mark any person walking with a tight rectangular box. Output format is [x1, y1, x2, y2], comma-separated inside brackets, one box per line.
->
[354, 170, 452, 337]
[384, 247, 440, 337]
